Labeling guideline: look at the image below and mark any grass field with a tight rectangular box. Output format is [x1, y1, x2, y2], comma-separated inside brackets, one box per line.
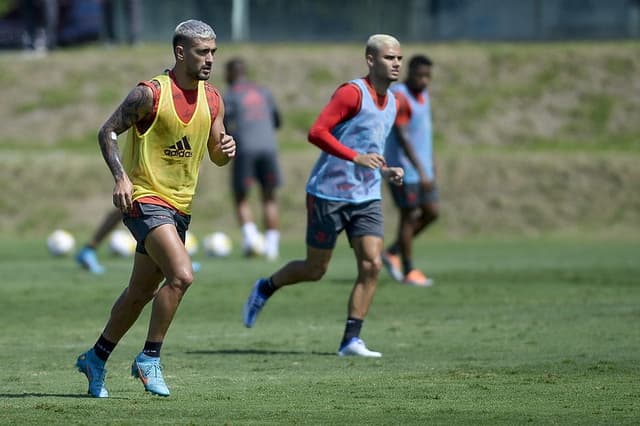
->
[1, 39, 639, 425]
[1, 237, 638, 424]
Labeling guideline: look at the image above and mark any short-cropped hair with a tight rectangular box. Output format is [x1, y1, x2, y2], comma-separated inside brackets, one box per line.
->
[173, 19, 216, 49]
[365, 34, 400, 57]
[409, 55, 433, 70]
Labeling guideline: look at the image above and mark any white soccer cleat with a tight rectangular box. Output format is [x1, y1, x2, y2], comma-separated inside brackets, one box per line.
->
[337, 337, 382, 358]
[243, 234, 266, 257]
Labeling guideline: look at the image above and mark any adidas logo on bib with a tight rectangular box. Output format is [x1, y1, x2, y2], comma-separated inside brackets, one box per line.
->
[164, 136, 193, 157]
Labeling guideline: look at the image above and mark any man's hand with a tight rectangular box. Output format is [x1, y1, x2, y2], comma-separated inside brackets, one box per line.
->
[419, 176, 434, 192]
[382, 166, 404, 186]
[113, 175, 133, 213]
[353, 153, 386, 169]
[220, 132, 236, 158]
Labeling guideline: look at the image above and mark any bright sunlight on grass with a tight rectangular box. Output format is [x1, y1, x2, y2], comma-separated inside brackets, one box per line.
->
[0, 238, 638, 424]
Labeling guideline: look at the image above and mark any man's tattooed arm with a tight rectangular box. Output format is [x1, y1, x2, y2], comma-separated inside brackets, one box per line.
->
[97, 83, 155, 180]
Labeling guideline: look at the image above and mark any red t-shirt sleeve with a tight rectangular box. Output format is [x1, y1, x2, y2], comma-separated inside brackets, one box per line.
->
[134, 80, 160, 134]
[394, 91, 411, 126]
[307, 82, 362, 162]
[204, 82, 221, 122]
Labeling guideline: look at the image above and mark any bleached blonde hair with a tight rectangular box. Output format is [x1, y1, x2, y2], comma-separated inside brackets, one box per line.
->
[365, 34, 400, 57]
[173, 19, 216, 48]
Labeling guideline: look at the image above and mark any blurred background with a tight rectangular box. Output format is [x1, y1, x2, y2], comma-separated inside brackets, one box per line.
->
[1, 0, 640, 48]
[0, 0, 639, 245]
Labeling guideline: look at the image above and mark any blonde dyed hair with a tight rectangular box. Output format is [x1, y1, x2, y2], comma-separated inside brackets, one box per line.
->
[365, 34, 400, 57]
[173, 19, 216, 49]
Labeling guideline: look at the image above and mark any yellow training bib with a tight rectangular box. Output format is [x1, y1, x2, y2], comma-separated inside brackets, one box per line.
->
[122, 74, 211, 214]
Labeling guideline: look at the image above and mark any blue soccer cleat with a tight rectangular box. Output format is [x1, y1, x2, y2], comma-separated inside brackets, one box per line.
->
[131, 353, 170, 397]
[75, 247, 105, 275]
[76, 349, 109, 398]
[242, 278, 269, 328]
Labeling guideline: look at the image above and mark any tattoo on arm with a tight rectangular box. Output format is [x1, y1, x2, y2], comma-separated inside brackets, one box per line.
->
[98, 85, 154, 180]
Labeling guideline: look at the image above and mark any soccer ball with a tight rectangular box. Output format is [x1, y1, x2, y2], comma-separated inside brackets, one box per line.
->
[203, 232, 232, 257]
[108, 229, 136, 257]
[46, 229, 75, 256]
[185, 231, 198, 256]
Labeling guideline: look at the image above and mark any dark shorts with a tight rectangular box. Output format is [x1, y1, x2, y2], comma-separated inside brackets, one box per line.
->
[232, 150, 282, 197]
[388, 182, 439, 209]
[305, 194, 384, 249]
[123, 201, 191, 254]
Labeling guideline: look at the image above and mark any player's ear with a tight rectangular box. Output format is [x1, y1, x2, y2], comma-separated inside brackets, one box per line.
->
[175, 45, 185, 62]
[366, 53, 374, 68]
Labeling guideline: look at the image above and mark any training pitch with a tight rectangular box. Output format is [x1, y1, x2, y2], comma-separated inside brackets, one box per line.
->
[0, 237, 638, 424]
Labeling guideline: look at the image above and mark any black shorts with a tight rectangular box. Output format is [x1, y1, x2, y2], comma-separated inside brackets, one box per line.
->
[232, 150, 282, 196]
[305, 194, 384, 249]
[123, 201, 191, 254]
[388, 182, 439, 209]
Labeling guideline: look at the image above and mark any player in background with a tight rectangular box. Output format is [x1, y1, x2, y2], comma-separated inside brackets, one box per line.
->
[382, 55, 438, 287]
[75, 208, 121, 274]
[223, 57, 282, 260]
[242, 34, 404, 357]
[75, 19, 235, 398]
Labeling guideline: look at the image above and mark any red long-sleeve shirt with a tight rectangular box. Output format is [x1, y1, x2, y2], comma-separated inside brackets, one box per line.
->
[307, 77, 395, 161]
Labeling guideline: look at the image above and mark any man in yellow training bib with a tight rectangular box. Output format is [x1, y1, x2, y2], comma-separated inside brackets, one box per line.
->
[75, 19, 236, 398]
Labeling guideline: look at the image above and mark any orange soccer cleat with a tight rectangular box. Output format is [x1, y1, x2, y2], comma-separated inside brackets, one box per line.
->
[403, 269, 434, 287]
[381, 251, 403, 282]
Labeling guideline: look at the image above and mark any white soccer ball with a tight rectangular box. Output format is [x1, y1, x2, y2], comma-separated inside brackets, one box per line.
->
[185, 231, 198, 256]
[47, 229, 75, 256]
[203, 232, 232, 257]
[108, 229, 137, 257]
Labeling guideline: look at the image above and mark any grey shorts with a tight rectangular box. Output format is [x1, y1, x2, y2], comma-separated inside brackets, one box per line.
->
[305, 194, 384, 249]
[123, 201, 191, 254]
[389, 182, 439, 209]
[232, 150, 282, 197]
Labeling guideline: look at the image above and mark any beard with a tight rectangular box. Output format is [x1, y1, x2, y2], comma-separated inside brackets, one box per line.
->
[196, 70, 211, 81]
[189, 66, 211, 81]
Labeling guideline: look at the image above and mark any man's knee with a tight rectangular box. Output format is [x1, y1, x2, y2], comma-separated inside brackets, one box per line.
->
[421, 203, 439, 223]
[234, 190, 249, 205]
[360, 257, 382, 277]
[426, 206, 440, 222]
[167, 269, 194, 292]
[306, 262, 328, 281]
[261, 187, 277, 203]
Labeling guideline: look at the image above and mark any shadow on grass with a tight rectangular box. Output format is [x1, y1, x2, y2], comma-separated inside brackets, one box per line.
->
[0, 392, 128, 399]
[185, 349, 335, 356]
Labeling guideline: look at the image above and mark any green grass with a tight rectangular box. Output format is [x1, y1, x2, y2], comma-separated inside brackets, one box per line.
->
[15, 74, 87, 114]
[3, 41, 640, 152]
[1, 238, 638, 424]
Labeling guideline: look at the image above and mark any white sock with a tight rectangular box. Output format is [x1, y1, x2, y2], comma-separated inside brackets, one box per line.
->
[264, 229, 280, 260]
[242, 222, 259, 246]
